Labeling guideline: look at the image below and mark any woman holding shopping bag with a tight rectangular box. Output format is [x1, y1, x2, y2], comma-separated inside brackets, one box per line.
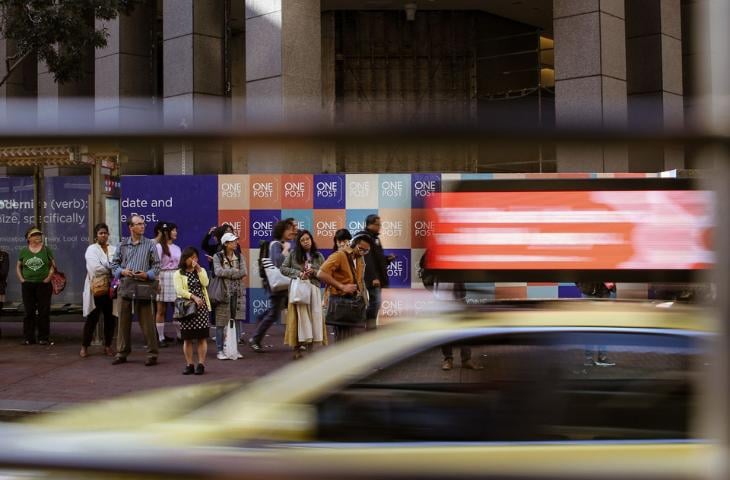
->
[212, 232, 247, 360]
[281, 229, 326, 359]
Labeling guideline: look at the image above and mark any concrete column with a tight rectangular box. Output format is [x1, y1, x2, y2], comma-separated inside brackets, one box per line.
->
[95, 2, 154, 127]
[245, 0, 322, 173]
[37, 50, 94, 128]
[163, 0, 225, 175]
[626, 0, 684, 171]
[554, 0, 628, 172]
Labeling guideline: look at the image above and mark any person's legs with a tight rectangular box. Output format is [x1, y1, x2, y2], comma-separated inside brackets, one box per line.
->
[99, 295, 116, 349]
[115, 299, 133, 360]
[365, 286, 381, 331]
[21, 282, 38, 343]
[82, 302, 101, 348]
[215, 326, 225, 354]
[250, 294, 285, 347]
[137, 303, 159, 360]
[36, 282, 52, 343]
[155, 301, 167, 343]
[441, 345, 454, 370]
[183, 340, 193, 365]
[196, 338, 208, 365]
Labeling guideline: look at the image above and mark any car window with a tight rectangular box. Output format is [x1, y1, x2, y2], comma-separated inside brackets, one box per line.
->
[314, 331, 705, 443]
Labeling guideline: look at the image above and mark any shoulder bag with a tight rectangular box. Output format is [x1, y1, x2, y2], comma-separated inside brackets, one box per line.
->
[118, 277, 159, 301]
[325, 254, 366, 327]
[207, 252, 228, 307]
[261, 257, 291, 293]
[173, 297, 197, 319]
[289, 278, 312, 305]
[91, 275, 110, 297]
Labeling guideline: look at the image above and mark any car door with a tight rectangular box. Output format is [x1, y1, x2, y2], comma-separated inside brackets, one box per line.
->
[277, 328, 711, 479]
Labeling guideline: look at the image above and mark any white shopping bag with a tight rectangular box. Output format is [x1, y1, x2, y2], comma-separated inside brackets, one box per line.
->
[289, 278, 312, 305]
[223, 319, 243, 360]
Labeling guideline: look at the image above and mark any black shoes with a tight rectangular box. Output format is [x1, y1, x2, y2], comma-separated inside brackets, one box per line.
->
[158, 339, 168, 348]
[111, 357, 127, 365]
[144, 357, 158, 367]
[182, 364, 194, 375]
[194, 364, 205, 375]
[248, 338, 263, 353]
[21, 340, 35, 345]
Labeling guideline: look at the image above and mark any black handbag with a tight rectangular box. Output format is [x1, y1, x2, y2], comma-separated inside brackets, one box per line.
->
[118, 277, 159, 301]
[325, 254, 366, 327]
[173, 297, 197, 319]
[325, 294, 367, 327]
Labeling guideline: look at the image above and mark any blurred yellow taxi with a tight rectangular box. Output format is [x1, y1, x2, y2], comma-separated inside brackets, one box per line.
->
[0, 300, 719, 479]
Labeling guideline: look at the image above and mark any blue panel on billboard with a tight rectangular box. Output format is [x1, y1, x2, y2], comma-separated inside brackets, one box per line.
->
[44, 176, 91, 304]
[346, 209, 377, 233]
[0, 176, 35, 303]
[313, 174, 346, 209]
[247, 288, 272, 324]
[558, 285, 582, 298]
[411, 173, 441, 208]
[249, 210, 281, 248]
[281, 209, 313, 233]
[384, 248, 411, 288]
[120, 175, 218, 267]
[378, 174, 411, 209]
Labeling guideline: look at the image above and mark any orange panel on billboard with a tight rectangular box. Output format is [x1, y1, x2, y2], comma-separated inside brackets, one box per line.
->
[313, 210, 346, 249]
[281, 175, 313, 209]
[249, 175, 282, 209]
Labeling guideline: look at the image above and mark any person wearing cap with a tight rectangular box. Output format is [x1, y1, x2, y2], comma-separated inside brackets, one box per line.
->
[16, 226, 55, 345]
[155, 222, 181, 347]
[212, 232, 247, 360]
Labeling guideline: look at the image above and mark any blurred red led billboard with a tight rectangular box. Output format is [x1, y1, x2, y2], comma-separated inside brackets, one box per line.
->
[426, 179, 713, 282]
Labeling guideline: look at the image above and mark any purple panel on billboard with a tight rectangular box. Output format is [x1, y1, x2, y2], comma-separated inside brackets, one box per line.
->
[313, 174, 346, 209]
[411, 174, 441, 209]
[249, 210, 281, 248]
[0, 176, 35, 303]
[43, 176, 91, 304]
[120, 175, 218, 268]
[384, 249, 411, 288]
[558, 285, 582, 298]
[248, 288, 272, 324]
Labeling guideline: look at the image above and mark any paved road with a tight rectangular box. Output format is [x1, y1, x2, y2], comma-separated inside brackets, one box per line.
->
[0, 316, 306, 416]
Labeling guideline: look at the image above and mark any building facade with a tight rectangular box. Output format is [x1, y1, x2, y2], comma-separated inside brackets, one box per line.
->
[0, 0, 699, 177]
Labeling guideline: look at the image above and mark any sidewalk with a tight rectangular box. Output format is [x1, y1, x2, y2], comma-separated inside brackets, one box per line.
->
[0, 316, 301, 417]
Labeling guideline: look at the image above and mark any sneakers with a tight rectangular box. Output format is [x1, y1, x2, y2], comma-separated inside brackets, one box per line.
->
[462, 359, 483, 370]
[182, 364, 194, 375]
[248, 338, 263, 353]
[594, 355, 616, 367]
[441, 358, 453, 371]
[216, 351, 229, 360]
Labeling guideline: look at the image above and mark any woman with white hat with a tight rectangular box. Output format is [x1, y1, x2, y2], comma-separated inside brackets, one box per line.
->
[212, 232, 247, 360]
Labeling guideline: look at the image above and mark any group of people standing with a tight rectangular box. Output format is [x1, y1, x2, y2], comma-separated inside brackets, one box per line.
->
[8, 211, 394, 374]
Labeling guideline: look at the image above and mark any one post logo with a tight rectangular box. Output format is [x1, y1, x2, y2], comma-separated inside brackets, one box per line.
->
[381, 179, 404, 198]
[221, 181, 243, 199]
[284, 181, 306, 199]
[413, 219, 434, 239]
[249, 210, 280, 247]
[411, 174, 441, 208]
[314, 174, 345, 209]
[385, 249, 410, 287]
[381, 219, 404, 238]
[252, 181, 275, 199]
[349, 181, 370, 198]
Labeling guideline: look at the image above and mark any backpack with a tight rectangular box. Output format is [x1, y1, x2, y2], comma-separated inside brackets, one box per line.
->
[257, 240, 271, 284]
[418, 251, 436, 291]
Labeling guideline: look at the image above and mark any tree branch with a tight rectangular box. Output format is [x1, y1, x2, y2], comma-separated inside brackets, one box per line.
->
[0, 48, 31, 88]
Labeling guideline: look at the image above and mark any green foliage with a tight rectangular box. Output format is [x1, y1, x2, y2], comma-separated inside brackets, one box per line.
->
[0, 0, 138, 86]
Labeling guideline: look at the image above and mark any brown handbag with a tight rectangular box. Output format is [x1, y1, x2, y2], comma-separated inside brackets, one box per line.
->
[91, 275, 110, 297]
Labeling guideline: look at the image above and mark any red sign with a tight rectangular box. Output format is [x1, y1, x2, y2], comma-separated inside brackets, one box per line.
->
[427, 190, 714, 271]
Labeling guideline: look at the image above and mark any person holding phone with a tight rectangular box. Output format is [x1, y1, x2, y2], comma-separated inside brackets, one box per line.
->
[110, 215, 161, 366]
[174, 247, 211, 375]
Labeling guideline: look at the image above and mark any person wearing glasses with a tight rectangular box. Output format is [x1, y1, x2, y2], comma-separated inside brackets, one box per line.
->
[355, 214, 395, 331]
[110, 215, 161, 366]
[317, 234, 371, 342]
